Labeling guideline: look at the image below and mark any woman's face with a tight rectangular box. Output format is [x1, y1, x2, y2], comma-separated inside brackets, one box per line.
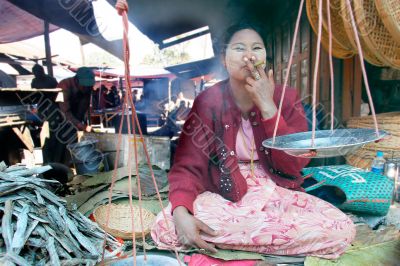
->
[223, 29, 267, 81]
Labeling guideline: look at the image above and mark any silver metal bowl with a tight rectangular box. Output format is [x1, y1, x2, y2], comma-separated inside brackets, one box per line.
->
[262, 128, 389, 158]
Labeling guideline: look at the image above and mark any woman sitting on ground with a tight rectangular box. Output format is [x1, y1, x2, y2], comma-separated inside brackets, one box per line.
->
[151, 23, 355, 259]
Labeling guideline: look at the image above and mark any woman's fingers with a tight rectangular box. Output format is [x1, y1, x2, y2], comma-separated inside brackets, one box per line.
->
[255, 61, 267, 79]
[179, 231, 218, 253]
[245, 77, 256, 86]
[197, 219, 219, 237]
[267, 69, 275, 86]
[193, 238, 218, 253]
[244, 57, 260, 80]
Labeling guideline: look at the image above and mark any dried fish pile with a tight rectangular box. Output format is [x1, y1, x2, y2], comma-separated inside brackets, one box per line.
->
[0, 162, 123, 266]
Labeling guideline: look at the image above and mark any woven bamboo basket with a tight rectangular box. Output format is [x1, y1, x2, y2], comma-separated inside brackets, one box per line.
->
[306, 0, 354, 58]
[93, 204, 156, 240]
[340, 0, 385, 66]
[322, 0, 355, 51]
[353, 0, 400, 69]
[345, 112, 400, 169]
[375, 0, 400, 45]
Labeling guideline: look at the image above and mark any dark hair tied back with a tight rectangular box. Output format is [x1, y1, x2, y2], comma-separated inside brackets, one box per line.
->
[216, 21, 266, 55]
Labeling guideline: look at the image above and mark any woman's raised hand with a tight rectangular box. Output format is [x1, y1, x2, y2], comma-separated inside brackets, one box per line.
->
[244, 56, 277, 119]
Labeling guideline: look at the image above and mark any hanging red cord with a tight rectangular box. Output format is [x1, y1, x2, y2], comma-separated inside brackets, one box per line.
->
[326, 0, 335, 131]
[272, 0, 305, 144]
[310, 0, 324, 147]
[344, 0, 380, 136]
[101, 0, 182, 265]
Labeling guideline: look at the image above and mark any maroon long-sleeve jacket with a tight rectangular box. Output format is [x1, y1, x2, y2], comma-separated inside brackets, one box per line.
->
[169, 80, 310, 214]
[58, 77, 91, 131]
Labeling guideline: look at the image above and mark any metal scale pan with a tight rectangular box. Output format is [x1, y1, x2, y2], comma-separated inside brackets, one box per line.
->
[262, 128, 389, 158]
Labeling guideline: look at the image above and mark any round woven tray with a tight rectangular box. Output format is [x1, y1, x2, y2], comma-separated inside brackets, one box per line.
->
[340, 0, 385, 66]
[93, 204, 156, 240]
[306, 0, 354, 58]
[353, 0, 400, 68]
[375, 0, 400, 44]
[321, 0, 355, 51]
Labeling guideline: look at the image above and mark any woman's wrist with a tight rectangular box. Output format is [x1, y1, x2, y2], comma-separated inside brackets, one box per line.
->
[173, 206, 189, 216]
[261, 105, 277, 120]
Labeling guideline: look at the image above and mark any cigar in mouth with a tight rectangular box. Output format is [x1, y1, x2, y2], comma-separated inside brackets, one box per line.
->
[253, 60, 266, 68]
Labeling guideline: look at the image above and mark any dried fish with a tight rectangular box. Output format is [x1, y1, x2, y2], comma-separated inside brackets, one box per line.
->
[0, 161, 7, 171]
[0, 195, 23, 204]
[36, 187, 66, 207]
[3, 165, 25, 173]
[11, 204, 30, 252]
[4, 165, 51, 177]
[26, 236, 46, 248]
[5, 252, 31, 266]
[5, 201, 50, 224]
[60, 206, 100, 256]
[43, 224, 80, 256]
[47, 205, 66, 232]
[55, 241, 72, 260]
[0, 184, 35, 197]
[0, 163, 122, 265]
[15, 220, 39, 254]
[35, 190, 45, 204]
[36, 257, 47, 266]
[0, 172, 55, 187]
[34, 225, 49, 240]
[47, 237, 61, 266]
[2, 200, 14, 252]
[60, 258, 97, 266]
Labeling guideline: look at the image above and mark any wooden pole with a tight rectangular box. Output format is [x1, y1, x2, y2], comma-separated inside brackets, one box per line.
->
[79, 37, 86, 66]
[44, 21, 54, 77]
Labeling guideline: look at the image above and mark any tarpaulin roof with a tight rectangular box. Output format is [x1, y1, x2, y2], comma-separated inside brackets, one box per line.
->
[70, 66, 175, 79]
[1, 0, 123, 61]
[113, 0, 277, 46]
[6, 0, 100, 38]
[165, 57, 221, 79]
[0, 0, 59, 43]
[116, 0, 231, 46]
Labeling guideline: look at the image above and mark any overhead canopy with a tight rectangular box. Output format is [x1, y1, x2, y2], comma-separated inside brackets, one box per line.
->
[0, 0, 58, 43]
[6, 0, 100, 38]
[2, 0, 123, 60]
[165, 57, 221, 80]
[96, 66, 174, 79]
[113, 0, 277, 46]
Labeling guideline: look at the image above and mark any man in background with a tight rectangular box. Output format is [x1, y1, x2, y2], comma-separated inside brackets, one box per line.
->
[31, 64, 58, 89]
[45, 67, 95, 164]
[58, 67, 95, 133]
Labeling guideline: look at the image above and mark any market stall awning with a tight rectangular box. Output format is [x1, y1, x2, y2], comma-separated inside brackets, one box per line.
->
[115, 0, 230, 46]
[112, 0, 277, 47]
[5, 0, 100, 38]
[165, 57, 221, 79]
[69, 66, 175, 80]
[97, 66, 175, 79]
[0, 0, 59, 44]
[2, 0, 123, 60]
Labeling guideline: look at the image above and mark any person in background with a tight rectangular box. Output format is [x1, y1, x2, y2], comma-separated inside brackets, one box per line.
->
[31, 64, 58, 89]
[92, 84, 108, 110]
[44, 67, 95, 164]
[58, 67, 95, 133]
[151, 23, 355, 259]
[30, 63, 59, 121]
[104, 85, 121, 108]
[30, 64, 59, 162]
